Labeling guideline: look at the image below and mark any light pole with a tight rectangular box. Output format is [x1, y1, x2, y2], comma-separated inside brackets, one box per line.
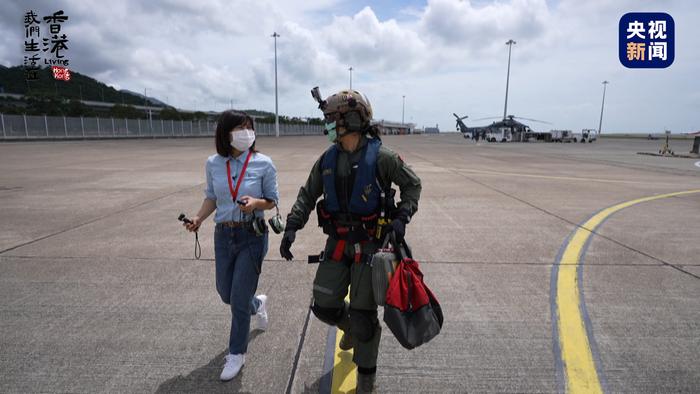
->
[402, 95, 405, 125]
[503, 39, 516, 120]
[143, 88, 149, 123]
[349, 66, 353, 90]
[598, 80, 609, 136]
[272, 32, 280, 138]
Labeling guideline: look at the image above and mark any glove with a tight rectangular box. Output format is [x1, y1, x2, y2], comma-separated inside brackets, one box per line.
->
[389, 209, 410, 242]
[389, 218, 406, 242]
[280, 230, 296, 261]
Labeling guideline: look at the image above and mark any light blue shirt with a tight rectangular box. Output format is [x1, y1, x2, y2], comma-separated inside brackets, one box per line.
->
[205, 150, 279, 223]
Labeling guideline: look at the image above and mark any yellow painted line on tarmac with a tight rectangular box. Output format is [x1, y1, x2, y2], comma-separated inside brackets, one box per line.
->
[331, 293, 356, 393]
[555, 189, 700, 393]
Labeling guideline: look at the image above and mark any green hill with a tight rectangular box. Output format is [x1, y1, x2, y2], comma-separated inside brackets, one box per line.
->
[0, 65, 323, 124]
[0, 65, 151, 106]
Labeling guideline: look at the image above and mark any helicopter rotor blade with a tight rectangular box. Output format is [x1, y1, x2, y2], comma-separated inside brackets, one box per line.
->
[471, 116, 502, 122]
[513, 116, 552, 125]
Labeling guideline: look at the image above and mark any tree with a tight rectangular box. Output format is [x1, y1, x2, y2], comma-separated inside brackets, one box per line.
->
[66, 100, 95, 117]
[159, 107, 182, 120]
[110, 104, 144, 118]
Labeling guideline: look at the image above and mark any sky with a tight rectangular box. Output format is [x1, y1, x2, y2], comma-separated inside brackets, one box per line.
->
[2, 0, 699, 133]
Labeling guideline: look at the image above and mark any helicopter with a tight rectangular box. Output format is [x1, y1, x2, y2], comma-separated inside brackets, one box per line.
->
[454, 113, 551, 142]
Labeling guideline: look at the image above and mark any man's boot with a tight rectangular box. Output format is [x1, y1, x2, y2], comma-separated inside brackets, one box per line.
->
[356, 372, 376, 393]
[337, 302, 354, 350]
[339, 330, 355, 350]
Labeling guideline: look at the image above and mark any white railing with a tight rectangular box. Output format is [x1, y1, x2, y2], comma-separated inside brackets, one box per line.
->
[0, 114, 324, 139]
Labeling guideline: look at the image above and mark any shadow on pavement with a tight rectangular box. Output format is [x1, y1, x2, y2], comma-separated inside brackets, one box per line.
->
[155, 331, 263, 393]
[300, 373, 326, 394]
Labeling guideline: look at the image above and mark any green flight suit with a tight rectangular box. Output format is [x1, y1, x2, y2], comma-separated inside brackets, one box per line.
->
[286, 135, 421, 369]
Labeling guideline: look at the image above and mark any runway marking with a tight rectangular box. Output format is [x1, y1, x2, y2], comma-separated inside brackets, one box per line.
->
[286, 298, 313, 394]
[0, 182, 206, 255]
[551, 189, 700, 394]
[428, 198, 465, 229]
[322, 293, 356, 394]
[453, 167, 687, 186]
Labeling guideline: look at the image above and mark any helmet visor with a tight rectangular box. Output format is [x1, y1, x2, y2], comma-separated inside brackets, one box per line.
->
[324, 110, 363, 131]
[344, 111, 363, 130]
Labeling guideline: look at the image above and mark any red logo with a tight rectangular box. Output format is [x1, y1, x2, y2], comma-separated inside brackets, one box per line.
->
[51, 65, 71, 81]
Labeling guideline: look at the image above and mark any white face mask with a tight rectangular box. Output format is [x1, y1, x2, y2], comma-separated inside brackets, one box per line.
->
[230, 129, 255, 151]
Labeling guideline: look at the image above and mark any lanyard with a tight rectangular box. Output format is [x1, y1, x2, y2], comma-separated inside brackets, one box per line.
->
[226, 150, 253, 203]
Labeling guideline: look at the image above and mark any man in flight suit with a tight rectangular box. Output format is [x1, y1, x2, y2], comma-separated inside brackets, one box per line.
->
[280, 88, 421, 393]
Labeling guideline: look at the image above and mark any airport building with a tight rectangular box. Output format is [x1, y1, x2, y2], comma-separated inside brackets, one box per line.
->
[371, 119, 415, 135]
[424, 126, 440, 134]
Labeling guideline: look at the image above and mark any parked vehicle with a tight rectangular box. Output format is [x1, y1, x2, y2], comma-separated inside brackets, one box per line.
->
[580, 129, 597, 143]
[486, 127, 513, 142]
[551, 129, 575, 143]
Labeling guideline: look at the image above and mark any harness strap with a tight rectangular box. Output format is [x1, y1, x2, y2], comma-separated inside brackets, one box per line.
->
[354, 243, 362, 264]
[332, 240, 346, 262]
[360, 213, 378, 221]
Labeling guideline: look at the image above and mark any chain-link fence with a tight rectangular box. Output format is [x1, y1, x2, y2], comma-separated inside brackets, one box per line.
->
[0, 113, 324, 139]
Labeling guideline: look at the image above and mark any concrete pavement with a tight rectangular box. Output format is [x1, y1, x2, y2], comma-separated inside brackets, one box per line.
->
[1, 134, 698, 393]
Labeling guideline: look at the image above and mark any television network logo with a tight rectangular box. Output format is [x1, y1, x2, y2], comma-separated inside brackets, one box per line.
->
[619, 12, 675, 68]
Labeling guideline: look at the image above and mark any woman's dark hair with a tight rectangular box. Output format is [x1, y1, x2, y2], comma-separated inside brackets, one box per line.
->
[215, 110, 257, 157]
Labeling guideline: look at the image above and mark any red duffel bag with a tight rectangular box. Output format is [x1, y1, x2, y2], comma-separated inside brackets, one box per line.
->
[383, 255, 444, 350]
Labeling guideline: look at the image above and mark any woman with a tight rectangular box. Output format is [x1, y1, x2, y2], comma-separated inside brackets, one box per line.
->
[183, 110, 279, 381]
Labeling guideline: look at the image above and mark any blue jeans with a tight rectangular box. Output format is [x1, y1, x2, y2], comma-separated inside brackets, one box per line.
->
[214, 224, 268, 355]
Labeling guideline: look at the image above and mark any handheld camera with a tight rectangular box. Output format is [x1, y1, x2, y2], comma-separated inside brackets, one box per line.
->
[178, 213, 201, 259]
[178, 213, 193, 225]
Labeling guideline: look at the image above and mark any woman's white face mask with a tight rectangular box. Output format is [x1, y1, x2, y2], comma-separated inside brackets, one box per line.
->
[230, 128, 255, 151]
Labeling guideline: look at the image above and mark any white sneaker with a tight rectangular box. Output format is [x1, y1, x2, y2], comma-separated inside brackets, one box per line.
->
[256, 295, 268, 331]
[220, 353, 245, 381]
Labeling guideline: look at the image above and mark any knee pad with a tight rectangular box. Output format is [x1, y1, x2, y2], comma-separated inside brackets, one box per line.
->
[349, 308, 378, 343]
[310, 301, 348, 327]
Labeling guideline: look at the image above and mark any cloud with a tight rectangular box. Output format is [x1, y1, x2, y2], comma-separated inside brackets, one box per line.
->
[1, 0, 699, 132]
[247, 20, 344, 102]
[249, 6, 432, 94]
[420, 0, 550, 53]
[322, 6, 430, 73]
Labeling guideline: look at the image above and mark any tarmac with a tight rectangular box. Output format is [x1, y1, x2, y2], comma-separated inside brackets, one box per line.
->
[1, 134, 699, 393]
